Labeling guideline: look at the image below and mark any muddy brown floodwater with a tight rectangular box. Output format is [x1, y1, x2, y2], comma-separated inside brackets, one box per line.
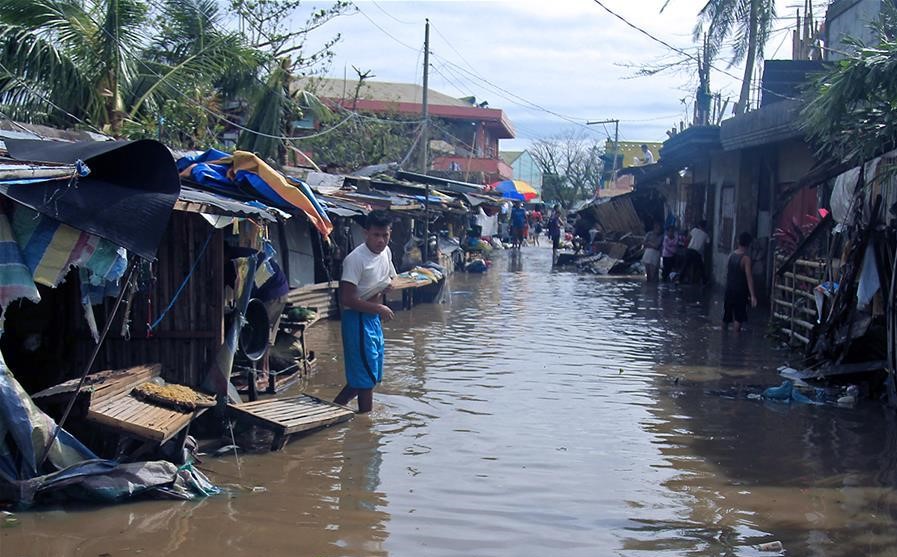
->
[3, 246, 897, 557]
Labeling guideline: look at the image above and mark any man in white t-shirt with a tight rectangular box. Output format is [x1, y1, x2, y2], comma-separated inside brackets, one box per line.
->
[684, 220, 710, 284]
[640, 144, 656, 165]
[333, 211, 397, 413]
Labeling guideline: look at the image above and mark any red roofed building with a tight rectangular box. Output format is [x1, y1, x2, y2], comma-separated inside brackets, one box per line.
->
[294, 77, 515, 183]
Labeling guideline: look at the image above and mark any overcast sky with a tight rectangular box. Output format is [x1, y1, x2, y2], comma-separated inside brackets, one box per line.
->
[302, 0, 827, 150]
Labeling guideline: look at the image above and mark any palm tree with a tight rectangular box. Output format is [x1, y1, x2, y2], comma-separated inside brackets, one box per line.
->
[0, 0, 256, 136]
[0, 0, 146, 133]
[694, 0, 776, 114]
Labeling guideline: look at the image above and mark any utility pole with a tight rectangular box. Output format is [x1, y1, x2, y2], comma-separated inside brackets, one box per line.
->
[421, 19, 431, 261]
[421, 19, 430, 175]
[586, 118, 619, 188]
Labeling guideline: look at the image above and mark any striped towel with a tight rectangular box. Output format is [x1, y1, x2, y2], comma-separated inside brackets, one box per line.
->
[11, 205, 126, 294]
[0, 209, 41, 316]
[11, 205, 100, 288]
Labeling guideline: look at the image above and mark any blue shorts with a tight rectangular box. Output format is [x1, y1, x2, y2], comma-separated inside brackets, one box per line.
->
[341, 309, 384, 389]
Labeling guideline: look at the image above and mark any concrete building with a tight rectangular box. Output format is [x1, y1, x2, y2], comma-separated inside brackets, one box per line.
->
[294, 77, 515, 183]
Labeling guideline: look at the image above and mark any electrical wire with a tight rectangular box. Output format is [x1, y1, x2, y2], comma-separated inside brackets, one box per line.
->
[0, 61, 111, 138]
[369, 0, 417, 26]
[429, 22, 480, 75]
[354, 4, 419, 52]
[0, 109, 46, 139]
[590, 0, 798, 102]
[351, 6, 610, 135]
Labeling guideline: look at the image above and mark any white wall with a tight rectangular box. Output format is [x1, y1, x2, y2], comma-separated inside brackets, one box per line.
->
[709, 151, 741, 285]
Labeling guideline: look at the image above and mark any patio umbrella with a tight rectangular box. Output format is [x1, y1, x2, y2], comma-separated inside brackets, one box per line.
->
[489, 179, 538, 201]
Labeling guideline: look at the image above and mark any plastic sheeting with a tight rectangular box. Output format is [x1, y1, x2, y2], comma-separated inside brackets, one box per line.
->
[1, 139, 180, 261]
[857, 240, 881, 309]
[177, 149, 332, 237]
[475, 208, 498, 237]
[831, 167, 860, 224]
[0, 352, 218, 507]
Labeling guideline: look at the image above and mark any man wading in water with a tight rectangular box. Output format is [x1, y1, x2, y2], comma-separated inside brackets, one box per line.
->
[723, 232, 758, 332]
[334, 211, 397, 413]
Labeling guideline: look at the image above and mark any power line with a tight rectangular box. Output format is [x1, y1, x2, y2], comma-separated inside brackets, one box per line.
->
[349, 7, 610, 136]
[354, 5, 419, 52]
[0, 61, 111, 138]
[430, 22, 480, 75]
[589, 0, 798, 102]
[369, 0, 417, 26]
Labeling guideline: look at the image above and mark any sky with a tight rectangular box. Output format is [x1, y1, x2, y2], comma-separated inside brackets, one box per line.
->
[300, 0, 828, 150]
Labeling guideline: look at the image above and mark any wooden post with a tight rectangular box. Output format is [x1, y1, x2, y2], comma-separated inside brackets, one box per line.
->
[789, 260, 797, 345]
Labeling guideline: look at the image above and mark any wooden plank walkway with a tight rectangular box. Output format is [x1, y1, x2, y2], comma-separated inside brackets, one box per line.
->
[228, 394, 354, 450]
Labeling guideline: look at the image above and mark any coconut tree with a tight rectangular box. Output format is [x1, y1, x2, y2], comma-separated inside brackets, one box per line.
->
[128, 0, 261, 146]
[801, 12, 897, 163]
[663, 0, 776, 114]
[0, 0, 146, 133]
[694, 0, 776, 114]
[0, 0, 257, 136]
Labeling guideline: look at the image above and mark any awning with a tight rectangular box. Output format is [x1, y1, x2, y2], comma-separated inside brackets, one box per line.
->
[0, 139, 180, 261]
[176, 187, 277, 222]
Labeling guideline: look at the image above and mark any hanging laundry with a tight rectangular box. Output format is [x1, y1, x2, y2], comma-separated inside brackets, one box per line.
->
[857, 240, 880, 309]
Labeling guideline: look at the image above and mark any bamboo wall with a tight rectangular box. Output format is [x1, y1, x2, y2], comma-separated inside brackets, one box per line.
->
[69, 211, 225, 387]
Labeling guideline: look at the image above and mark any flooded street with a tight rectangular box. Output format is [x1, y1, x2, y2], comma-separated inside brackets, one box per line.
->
[4, 246, 897, 557]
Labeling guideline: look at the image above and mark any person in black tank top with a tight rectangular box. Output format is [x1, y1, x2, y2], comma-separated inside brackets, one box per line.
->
[723, 232, 758, 331]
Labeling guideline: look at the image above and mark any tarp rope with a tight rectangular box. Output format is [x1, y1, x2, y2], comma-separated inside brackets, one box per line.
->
[148, 229, 214, 332]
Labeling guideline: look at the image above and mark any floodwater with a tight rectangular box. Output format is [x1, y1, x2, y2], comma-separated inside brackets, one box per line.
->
[4, 246, 897, 557]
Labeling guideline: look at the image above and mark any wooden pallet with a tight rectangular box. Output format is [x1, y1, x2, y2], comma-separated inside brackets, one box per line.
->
[88, 396, 204, 444]
[227, 394, 354, 450]
[34, 363, 206, 447]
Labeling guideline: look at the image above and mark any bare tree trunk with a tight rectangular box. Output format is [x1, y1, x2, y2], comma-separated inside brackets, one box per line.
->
[736, 0, 759, 114]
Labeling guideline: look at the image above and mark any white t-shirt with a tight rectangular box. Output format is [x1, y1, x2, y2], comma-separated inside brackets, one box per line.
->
[642, 150, 655, 164]
[688, 227, 709, 252]
[341, 243, 397, 302]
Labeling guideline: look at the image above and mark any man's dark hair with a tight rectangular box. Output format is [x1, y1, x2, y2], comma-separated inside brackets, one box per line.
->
[738, 232, 753, 247]
[365, 210, 392, 230]
[641, 144, 648, 150]
[699, 219, 707, 229]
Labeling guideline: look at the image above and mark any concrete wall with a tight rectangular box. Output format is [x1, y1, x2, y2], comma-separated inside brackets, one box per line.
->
[827, 0, 883, 60]
[708, 151, 741, 285]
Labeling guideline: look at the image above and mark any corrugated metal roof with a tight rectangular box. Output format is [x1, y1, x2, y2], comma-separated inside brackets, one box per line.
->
[176, 187, 277, 221]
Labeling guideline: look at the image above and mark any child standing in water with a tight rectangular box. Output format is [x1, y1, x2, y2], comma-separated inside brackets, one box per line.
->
[723, 232, 758, 332]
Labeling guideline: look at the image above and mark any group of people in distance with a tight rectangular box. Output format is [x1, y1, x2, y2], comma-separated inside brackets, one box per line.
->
[641, 220, 711, 284]
[641, 219, 757, 332]
[510, 203, 564, 250]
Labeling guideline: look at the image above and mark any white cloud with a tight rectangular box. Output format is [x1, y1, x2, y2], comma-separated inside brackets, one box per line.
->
[299, 0, 815, 149]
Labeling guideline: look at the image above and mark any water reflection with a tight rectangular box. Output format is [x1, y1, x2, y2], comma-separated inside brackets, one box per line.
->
[4, 246, 897, 556]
